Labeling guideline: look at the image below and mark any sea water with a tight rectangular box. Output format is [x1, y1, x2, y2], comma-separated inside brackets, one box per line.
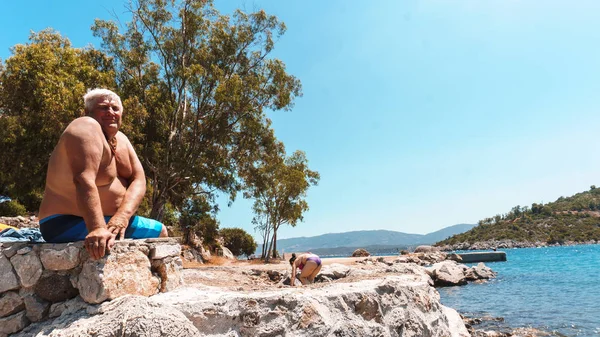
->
[437, 244, 600, 336]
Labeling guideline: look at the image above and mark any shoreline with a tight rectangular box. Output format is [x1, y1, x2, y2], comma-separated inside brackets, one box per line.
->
[190, 253, 549, 337]
[307, 255, 553, 336]
[437, 239, 598, 252]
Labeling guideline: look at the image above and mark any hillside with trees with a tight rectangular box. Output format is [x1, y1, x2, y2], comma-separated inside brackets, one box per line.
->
[437, 186, 600, 246]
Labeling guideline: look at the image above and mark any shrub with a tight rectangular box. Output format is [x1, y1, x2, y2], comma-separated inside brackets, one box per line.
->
[220, 227, 257, 257]
[0, 200, 28, 216]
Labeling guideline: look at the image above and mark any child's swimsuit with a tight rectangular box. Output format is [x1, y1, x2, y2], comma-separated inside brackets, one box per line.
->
[299, 256, 322, 270]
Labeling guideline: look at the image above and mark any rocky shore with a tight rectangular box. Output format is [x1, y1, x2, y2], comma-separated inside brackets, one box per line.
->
[0, 244, 486, 337]
[3, 242, 548, 337]
[437, 238, 598, 251]
[0, 217, 556, 336]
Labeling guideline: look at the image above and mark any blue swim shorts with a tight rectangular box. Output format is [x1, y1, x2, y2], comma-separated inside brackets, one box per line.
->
[39, 215, 164, 243]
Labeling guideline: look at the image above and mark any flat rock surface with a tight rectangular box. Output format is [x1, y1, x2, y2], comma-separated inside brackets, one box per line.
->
[182, 256, 409, 291]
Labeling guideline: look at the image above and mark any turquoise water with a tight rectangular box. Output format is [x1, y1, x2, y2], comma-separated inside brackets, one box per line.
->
[438, 244, 600, 336]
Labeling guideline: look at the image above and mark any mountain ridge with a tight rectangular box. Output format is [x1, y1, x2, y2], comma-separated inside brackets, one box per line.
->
[257, 224, 476, 255]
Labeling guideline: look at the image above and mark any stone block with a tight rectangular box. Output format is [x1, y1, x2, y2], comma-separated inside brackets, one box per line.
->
[2, 243, 26, 258]
[40, 245, 81, 270]
[48, 296, 89, 319]
[0, 311, 29, 336]
[10, 251, 43, 288]
[48, 301, 67, 319]
[152, 256, 184, 292]
[0, 254, 20, 293]
[16, 247, 32, 255]
[23, 294, 50, 322]
[150, 244, 181, 259]
[0, 291, 24, 318]
[77, 249, 160, 304]
[35, 273, 79, 303]
[145, 237, 178, 244]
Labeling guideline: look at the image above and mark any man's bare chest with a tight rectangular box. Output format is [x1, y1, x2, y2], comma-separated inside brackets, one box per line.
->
[96, 146, 133, 187]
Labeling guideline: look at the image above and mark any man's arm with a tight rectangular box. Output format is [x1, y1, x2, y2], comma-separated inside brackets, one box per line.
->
[64, 118, 115, 259]
[108, 134, 147, 239]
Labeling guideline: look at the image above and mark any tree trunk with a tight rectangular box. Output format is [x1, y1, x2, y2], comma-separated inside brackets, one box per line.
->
[261, 235, 269, 259]
[265, 235, 275, 263]
[150, 194, 166, 221]
[271, 230, 278, 259]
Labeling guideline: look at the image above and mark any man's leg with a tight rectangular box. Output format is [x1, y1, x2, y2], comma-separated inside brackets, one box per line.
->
[124, 216, 165, 239]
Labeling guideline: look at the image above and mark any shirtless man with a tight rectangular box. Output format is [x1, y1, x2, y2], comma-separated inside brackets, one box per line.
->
[38, 89, 167, 260]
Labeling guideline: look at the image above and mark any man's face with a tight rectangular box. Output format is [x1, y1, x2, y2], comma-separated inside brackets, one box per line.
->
[90, 97, 122, 134]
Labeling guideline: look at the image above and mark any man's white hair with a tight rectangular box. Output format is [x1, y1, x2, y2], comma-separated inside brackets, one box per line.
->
[83, 88, 122, 113]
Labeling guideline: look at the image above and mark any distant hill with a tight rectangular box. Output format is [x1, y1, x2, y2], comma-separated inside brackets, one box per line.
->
[436, 186, 600, 246]
[420, 224, 478, 243]
[256, 224, 476, 256]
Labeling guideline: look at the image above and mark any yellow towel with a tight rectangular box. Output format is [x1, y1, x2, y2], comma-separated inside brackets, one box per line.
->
[0, 223, 18, 231]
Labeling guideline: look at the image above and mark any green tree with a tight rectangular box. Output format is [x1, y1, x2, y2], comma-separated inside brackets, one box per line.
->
[179, 195, 220, 249]
[220, 227, 257, 257]
[0, 29, 114, 210]
[244, 146, 319, 260]
[91, 0, 301, 223]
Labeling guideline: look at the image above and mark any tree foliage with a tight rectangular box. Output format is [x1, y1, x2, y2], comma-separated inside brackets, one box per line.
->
[0, 200, 28, 217]
[0, 2, 319, 257]
[91, 0, 301, 223]
[0, 29, 114, 210]
[220, 227, 257, 256]
[244, 145, 320, 260]
[179, 195, 220, 249]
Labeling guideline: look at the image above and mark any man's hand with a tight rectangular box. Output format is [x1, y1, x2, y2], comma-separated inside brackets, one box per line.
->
[85, 227, 115, 260]
[107, 215, 129, 240]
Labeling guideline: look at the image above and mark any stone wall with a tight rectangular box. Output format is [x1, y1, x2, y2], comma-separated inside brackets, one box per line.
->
[0, 238, 183, 336]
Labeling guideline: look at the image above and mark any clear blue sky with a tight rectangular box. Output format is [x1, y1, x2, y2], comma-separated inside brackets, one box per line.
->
[3, 1, 600, 241]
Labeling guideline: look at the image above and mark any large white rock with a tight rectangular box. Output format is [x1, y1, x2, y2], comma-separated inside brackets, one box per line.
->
[0, 253, 20, 293]
[221, 246, 235, 259]
[427, 261, 468, 287]
[13, 295, 200, 337]
[154, 274, 470, 337]
[414, 245, 439, 253]
[40, 245, 81, 271]
[466, 262, 497, 280]
[10, 251, 43, 288]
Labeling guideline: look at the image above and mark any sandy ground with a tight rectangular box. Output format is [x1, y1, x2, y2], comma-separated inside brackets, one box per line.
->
[181, 255, 400, 291]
